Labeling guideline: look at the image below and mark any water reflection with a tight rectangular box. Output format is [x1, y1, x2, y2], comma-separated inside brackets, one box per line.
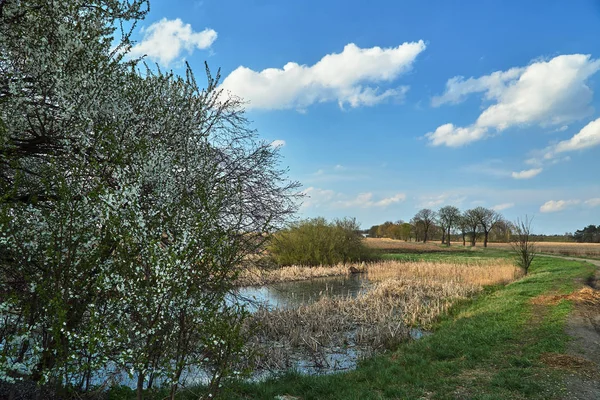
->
[236, 274, 372, 311]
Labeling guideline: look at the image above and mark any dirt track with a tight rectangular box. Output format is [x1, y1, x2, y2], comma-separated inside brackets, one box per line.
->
[539, 255, 600, 400]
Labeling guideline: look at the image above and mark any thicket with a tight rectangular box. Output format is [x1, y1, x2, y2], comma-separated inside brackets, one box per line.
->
[0, 1, 298, 399]
[269, 218, 373, 266]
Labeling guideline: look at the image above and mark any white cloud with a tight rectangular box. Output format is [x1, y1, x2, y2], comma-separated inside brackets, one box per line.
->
[492, 202, 514, 211]
[511, 168, 542, 180]
[585, 198, 600, 207]
[539, 199, 580, 213]
[428, 54, 600, 147]
[129, 18, 217, 66]
[543, 117, 600, 159]
[301, 187, 405, 209]
[270, 139, 286, 148]
[220, 41, 426, 110]
[334, 164, 346, 171]
[336, 192, 406, 208]
[432, 67, 524, 107]
[372, 193, 407, 207]
[426, 123, 488, 147]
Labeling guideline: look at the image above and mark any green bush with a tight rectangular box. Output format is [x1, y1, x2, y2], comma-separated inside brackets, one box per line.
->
[269, 217, 373, 266]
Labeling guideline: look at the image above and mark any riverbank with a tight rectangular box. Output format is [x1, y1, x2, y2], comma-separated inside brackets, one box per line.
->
[222, 255, 597, 399]
[106, 253, 598, 399]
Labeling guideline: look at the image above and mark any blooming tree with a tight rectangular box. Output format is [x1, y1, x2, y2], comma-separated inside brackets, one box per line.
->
[0, 1, 298, 398]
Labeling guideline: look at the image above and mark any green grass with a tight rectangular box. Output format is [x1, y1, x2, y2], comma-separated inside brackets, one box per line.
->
[109, 254, 597, 400]
[381, 247, 513, 263]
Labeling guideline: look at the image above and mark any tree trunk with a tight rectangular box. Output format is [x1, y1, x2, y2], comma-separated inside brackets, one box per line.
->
[462, 232, 466, 246]
[447, 227, 451, 246]
[137, 373, 145, 400]
[471, 231, 476, 246]
[484, 232, 489, 247]
[441, 230, 445, 244]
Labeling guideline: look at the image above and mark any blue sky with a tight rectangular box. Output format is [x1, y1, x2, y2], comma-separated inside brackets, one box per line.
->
[130, 0, 600, 234]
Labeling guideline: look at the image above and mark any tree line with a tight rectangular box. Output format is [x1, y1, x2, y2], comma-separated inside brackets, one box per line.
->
[368, 206, 513, 247]
[571, 225, 600, 243]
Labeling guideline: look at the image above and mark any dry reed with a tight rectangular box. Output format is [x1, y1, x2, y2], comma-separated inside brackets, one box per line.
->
[236, 263, 367, 286]
[245, 259, 521, 371]
[366, 259, 522, 286]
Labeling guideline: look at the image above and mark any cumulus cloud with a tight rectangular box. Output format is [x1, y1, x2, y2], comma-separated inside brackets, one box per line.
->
[432, 67, 524, 107]
[539, 199, 580, 213]
[269, 139, 286, 148]
[129, 18, 217, 66]
[427, 54, 600, 147]
[220, 41, 426, 110]
[511, 168, 543, 180]
[426, 124, 488, 147]
[301, 187, 405, 209]
[492, 203, 515, 211]
[543, 117, 600, 160]
[585, 198, 600, 207]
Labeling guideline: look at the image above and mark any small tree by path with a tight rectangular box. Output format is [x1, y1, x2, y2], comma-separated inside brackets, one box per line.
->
[512, 216, 536, 275]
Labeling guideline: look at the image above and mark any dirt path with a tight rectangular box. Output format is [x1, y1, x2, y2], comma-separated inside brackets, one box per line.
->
[538, 255, 600, 399]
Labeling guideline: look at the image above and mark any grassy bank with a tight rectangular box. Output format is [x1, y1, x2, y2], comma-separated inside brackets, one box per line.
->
[222, 255, 596, 399]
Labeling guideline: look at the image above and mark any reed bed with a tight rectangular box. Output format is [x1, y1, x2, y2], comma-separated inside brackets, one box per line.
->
[366, 259, 522, 286]
[244, 259, 521, 372]
[237, 258, 520, 286]
[487, 242, 600, 258]
[236, 263, 367, 286]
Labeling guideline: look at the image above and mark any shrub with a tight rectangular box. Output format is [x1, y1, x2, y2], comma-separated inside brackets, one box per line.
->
[269, 217, 373, 266]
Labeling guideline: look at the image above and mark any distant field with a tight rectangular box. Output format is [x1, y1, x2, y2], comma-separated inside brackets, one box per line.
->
[364, 237, 466, 253]
[487, 241, 600, 258]
[364, 237, 600, 258]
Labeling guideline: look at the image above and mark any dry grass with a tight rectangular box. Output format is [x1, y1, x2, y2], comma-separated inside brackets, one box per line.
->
[540, 353, 598, 372]
[245, 259, 521, 371]
[531, 287, 600, 306]
[238, 258, 520, 287]
[366, 259, 521, 286]
[236, 263, 367, 286]
[487, 241, 600, 258]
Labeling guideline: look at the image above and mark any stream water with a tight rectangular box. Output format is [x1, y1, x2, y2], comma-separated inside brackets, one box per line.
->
[235, 274, 372, 311]
[110, 274, 428, 388]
